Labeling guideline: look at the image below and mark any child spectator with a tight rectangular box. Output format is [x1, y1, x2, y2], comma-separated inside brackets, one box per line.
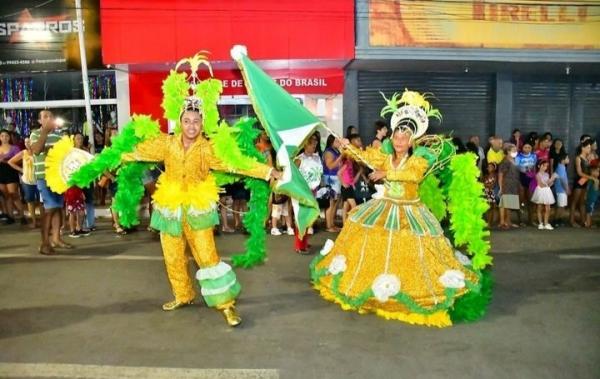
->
[516, 142, 537, 225]
[531, 160, 557, 230]
[65, 186, 89, 238]
[270, 194, 294, 236]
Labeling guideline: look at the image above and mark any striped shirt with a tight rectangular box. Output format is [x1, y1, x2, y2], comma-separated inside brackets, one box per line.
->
[30, 129, 62, 180]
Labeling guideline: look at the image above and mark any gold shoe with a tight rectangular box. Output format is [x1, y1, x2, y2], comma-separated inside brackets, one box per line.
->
[162, 299, 194, 311]
[221, 306, 242, 327]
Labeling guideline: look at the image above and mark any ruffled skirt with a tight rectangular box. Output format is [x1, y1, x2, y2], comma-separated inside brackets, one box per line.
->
[310, 198, 483, 327]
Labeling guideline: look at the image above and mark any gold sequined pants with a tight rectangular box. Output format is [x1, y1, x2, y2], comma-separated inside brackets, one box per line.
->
[160, 223, 232, 308]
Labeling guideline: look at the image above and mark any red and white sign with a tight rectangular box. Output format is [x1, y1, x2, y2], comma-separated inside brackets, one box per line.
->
[128, 67, 344, 130]
[218, 68, 343, 95]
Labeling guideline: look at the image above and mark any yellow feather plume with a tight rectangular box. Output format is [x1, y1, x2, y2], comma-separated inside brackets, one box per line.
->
[398, 89, 432, 112]
[152, 173, 220, 211]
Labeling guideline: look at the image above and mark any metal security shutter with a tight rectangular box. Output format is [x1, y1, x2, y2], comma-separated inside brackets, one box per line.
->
[512, 78, 570, 145]
[357, 72, 494, 144]
[578, 82, 600, 142]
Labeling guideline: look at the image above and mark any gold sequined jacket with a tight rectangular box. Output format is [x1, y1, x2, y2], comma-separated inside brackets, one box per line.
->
[123, 133, 272, 234]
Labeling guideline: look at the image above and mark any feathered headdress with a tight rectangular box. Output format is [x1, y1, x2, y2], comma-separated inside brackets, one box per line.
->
[161, 51, 222, 134]
[380, 89, 442, 140]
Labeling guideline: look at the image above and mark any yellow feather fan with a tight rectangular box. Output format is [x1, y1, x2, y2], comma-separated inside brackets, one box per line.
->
[45, 136, 94, 194]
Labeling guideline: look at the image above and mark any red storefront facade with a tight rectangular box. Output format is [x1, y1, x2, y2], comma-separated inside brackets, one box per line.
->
[99, 0, 354, 132]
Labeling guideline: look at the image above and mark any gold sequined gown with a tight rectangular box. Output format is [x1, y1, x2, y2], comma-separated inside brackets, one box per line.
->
[310, 147, 479, 327]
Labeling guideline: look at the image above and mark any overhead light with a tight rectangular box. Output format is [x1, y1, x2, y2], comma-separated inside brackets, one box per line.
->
[464, 66, 469, 73]
[565, 65, 571, 75]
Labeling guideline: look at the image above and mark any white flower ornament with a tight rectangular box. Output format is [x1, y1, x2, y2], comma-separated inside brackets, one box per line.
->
[454, 250, 472, 266]
[328, 255, 347, 275]
[320, 239, 335, 256]
[371, 274, 401, 302]
[439, 270, 466, 289]
[371, 184, 385, 200]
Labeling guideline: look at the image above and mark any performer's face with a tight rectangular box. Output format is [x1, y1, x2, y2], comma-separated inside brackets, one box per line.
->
[181, 110, 202, 140]
[392, 130, 410, 156]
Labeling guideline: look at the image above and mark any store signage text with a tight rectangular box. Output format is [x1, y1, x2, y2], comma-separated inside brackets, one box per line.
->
[473, 1, 588, 22]
[222, 77, 328, 89]
[0, 20, 84, 37]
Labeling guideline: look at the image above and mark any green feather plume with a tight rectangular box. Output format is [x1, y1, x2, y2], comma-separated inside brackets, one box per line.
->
[161, 70, 188, 124]
[209, 121, 258, 172]
[209, 116, 271, 268]
[68, 115, 161, 227]
[229, 117, 271, 268]
[446, 153, 491, 269]
[113, 162, 151, 227]
[418, 175, 446, 221]
[197, 78, 223, 135]
[68, 115, 161, 188]
[449, 269, 493, 323]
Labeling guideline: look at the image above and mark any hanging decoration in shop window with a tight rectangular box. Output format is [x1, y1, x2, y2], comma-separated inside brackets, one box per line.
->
[0, 77, 34, 137]
[86, 74, 117, 151]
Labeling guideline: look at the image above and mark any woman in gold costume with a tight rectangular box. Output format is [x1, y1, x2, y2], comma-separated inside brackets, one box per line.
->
[310, 91, 491, 327]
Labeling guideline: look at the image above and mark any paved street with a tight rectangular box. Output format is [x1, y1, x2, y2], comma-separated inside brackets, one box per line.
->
[0, 222, 599, 379]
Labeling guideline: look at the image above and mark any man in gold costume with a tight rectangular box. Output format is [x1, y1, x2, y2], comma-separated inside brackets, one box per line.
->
[123, 100, 281, 326]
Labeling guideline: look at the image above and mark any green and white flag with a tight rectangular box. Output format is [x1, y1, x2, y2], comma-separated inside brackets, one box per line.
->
[231, 45, 320, 237]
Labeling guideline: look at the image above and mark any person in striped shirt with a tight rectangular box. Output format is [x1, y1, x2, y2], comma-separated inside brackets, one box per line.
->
[30, 110, 72, 255]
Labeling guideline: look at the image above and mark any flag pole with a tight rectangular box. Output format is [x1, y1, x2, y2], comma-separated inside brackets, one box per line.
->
[319, 123, 376, 171]
[75, 0, 94, 154]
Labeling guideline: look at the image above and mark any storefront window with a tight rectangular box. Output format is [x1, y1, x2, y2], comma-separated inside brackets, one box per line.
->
[0, 71, 116, 145]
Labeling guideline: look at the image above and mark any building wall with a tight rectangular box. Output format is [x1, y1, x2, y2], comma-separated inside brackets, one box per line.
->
[349, 0, 600, 151]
